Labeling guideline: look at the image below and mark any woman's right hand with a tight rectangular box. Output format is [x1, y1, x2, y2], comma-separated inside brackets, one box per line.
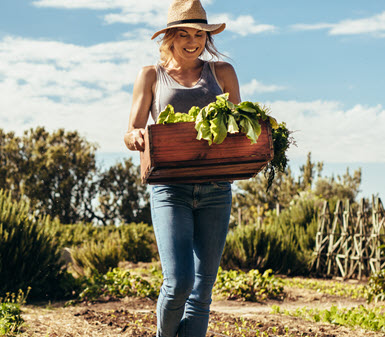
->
[124, 128, 146, 151]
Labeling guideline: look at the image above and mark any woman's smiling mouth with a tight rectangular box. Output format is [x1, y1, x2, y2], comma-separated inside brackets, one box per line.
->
[184, 47, 198, 53]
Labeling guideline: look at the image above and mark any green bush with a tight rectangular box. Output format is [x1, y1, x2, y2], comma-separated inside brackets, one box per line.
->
[49, 221, 104, 248]
[76, 268, 161, 302]
[67, 223, 157, 277]
[70, 238, 122, 277]
[0, 190, 64, 299]
[222, 193, 318, 275]
[51, 222, 156, 258]
[0, 289, 29, 336]
[119, 223, 156, 263]
[213, 267, 284, 302]
[221, 224, 305, 274]
[366, 269, 385, 303]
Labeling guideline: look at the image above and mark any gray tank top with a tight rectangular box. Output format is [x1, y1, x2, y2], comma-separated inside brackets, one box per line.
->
[150, 61, 223, 122]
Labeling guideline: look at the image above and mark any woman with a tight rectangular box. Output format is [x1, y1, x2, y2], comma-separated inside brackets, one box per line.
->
[124, 0, 241, 336]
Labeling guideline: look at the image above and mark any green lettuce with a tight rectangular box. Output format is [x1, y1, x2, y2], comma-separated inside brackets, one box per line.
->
[156, 104, 194, 124]
[157, 94, 275, 145]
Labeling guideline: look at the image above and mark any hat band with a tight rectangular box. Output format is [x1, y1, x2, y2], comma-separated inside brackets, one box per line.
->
[167, 19, 208, 27]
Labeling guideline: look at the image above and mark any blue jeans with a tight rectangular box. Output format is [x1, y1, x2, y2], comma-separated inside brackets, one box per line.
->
[151, 182, 232, 337]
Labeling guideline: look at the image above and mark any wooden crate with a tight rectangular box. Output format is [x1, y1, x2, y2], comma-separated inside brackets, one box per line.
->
[140, 120, 274, 184]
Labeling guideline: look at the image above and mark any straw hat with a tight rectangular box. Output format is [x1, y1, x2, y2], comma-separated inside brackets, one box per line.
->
[151, 0, 226, 40]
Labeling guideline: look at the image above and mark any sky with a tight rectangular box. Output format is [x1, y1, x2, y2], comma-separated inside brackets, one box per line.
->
[0, 0, 384, 199]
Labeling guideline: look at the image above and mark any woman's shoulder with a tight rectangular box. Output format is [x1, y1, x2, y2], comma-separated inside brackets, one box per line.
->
[211, 61, 237, 79]
[139, 65, 157, 78]
[136, 65, 157, 87]
[211, 61, 234, 71]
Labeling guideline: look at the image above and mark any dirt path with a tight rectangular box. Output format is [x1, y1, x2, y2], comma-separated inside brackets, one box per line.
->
[19, 285, 384, 337]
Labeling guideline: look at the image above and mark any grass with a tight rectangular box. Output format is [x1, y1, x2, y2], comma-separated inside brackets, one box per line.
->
[272, 304, 385, 332]
[0, 289, 30, 336]
[279, 277, 367, 299]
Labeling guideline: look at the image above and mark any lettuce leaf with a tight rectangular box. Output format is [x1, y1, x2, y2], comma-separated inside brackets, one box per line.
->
[227, 114, 239, 134]
[210, 112, 228, 144]
[196, 119, 212, 145]
[156, 104, 194, 124]
[239, 115, 261, 144]
[157, 104, 174, 124]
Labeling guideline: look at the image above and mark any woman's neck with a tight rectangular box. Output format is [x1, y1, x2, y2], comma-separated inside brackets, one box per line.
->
[164, 58, 205, 87]
[168, 58, 203, 71]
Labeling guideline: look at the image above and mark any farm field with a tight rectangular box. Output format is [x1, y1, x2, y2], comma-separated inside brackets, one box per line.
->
[19, 277, 384, 337]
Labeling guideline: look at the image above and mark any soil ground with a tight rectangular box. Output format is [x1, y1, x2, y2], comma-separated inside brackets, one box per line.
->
[19, 283, 384, 337]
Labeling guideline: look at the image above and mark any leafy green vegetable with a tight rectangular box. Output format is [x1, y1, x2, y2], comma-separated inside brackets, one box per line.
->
[157, 104, 194, 124]
[264, 122, 294, 189]
[227, 114, 239, 134]
[155, 93, 294, 190]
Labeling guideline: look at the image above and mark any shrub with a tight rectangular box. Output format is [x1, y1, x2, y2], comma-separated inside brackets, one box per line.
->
[76, 268, 160, 302]
[366, 269, 385, 303]
[67, 223, 157, 277]
[0, 289, 29, 336]
[222, 192, 319, 275]
[213, 267, 284, 302]
[120, 223, 156, 263]
[0, 190, 63, 299]
[221, 225, 305, 274]
[49, 221, 104, 248]
[70, 238, 122, 277]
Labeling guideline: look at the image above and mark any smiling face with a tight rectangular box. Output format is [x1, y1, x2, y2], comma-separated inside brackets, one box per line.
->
[171, 27, 207, 62]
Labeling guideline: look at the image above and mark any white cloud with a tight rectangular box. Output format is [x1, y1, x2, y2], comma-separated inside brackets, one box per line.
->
[32, 0, 274, 36]
[32, 0, 169, 10]
[212, 13, 276, 36]
[0, 34, 158, 152]
[241, 79, 285, 97]
[292, 11, 385, 37]
[291, 23, 334, 31]
[32, 0, 213, 11]
[267, 100, 385, 163]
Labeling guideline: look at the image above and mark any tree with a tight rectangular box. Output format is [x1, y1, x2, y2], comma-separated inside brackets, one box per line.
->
[314, 167, 362, 204]
[96, 158, 151, 226]
[299, 152, 315, 189]
[231, 152, 361, 226]
[231, 167, 300, 226]
[1, 127, 98, 223]
[0, 130, 24, 197]
[1, 127, 151, 225]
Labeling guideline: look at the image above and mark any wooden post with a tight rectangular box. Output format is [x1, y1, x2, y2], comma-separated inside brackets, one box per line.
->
[335, 200, 352, 279]
[369, 197, 385, 273]
[312, 200, 331, 275]
[238, 207, 242, 227]
[327, 200, 343, 276]
[348, 198, 370, 279]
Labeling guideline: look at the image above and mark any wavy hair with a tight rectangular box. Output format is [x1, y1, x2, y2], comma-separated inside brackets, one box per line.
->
[158, 28, 225, 67]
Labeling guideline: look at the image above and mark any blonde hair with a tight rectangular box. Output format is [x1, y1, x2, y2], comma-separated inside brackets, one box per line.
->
[159, 28, 224, 67]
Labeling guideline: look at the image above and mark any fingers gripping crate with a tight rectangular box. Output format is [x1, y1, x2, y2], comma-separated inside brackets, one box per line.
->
[140, 120, 274, 184]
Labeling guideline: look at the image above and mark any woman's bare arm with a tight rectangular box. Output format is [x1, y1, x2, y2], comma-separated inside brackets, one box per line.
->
[214, 61, 241, 104]
[124, 65, 156, 151]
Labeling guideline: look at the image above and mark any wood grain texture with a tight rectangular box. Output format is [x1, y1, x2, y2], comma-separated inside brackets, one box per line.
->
[140, 120, 274, 184]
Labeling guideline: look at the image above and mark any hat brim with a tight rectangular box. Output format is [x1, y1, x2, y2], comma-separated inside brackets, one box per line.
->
[151, 22, 226, 40]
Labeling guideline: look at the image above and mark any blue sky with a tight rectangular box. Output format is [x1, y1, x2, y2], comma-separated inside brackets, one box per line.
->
[0, 0, 384, 199]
